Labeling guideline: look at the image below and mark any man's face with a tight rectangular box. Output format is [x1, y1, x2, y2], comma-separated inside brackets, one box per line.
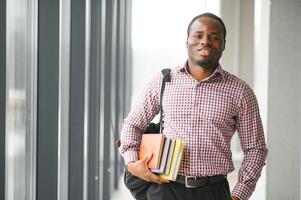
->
[186, 16, 225, 69]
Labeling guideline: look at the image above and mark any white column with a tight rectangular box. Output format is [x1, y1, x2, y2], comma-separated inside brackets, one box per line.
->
[253, 0, 271, 199]
[264, 0, 301, 199]
[220, 0, 241, 75]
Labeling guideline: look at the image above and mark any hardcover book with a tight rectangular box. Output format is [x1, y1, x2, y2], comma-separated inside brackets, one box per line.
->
[138, 134, 165, 170]
[159, 139, 185, 181]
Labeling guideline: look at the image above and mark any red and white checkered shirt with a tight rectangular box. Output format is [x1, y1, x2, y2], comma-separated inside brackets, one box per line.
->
[119, 63, 268, 200]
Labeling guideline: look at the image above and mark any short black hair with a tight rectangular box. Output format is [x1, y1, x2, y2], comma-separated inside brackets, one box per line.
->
[187, 12, 226, 41]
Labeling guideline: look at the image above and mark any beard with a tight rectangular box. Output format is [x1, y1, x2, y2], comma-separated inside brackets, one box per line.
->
[196, 59, 217, 69]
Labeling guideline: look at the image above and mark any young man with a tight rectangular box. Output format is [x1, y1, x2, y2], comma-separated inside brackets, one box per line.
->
[119, 13, 268, 200]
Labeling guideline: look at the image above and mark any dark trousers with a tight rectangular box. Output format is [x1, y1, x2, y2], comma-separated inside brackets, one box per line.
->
[146, 180, 231, 200]
[124, 169, 231, 200]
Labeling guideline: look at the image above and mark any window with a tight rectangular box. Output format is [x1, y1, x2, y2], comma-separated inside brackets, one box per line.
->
[5, 0, 37, 199]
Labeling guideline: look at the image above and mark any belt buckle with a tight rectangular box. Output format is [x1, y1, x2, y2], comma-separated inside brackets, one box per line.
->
[185, 176, 198, 188]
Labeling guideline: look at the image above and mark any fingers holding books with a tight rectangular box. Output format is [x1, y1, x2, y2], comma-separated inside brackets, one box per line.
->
[127, 154, 169, 184]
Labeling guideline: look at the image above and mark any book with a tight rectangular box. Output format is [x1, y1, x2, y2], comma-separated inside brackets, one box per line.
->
[163, 139, 175, 175]
[159, 139, 185, 181]
[138, 134, 165, 170]
[152, 137, 171, 173]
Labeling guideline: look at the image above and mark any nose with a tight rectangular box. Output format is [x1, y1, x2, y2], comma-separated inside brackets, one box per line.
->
[200, 35, 210, 46]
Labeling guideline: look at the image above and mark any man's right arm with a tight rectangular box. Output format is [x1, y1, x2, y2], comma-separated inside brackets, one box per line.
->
[119, 72, 162, 165]
[118, 72, 168, 183]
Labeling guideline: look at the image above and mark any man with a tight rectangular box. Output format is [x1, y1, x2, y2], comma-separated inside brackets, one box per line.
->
[119, 12, 268, 200]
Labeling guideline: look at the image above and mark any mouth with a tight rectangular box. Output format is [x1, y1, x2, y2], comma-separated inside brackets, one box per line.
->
[197, 48, 212, 57]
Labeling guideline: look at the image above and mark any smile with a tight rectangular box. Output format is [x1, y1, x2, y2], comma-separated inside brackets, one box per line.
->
[197, 48, 212, 57]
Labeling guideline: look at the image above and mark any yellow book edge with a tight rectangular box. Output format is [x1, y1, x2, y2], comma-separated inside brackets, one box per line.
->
[159, 140, 184, 181]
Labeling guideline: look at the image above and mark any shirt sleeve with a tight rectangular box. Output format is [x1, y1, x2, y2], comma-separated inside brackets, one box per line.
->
[118, 72, 162, 165]
[232, 84, 268, 200]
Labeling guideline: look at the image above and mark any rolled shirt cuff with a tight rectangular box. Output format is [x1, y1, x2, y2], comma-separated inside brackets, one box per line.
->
[123, 150, 139, 165]
[231, 182, 253, 200]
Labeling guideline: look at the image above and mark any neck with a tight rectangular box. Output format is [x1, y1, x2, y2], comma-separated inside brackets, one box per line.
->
[187, 61, 218, 81]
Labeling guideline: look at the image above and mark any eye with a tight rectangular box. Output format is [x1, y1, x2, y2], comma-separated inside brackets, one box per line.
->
[210, 34, 220, 41]
[192, 34, 202, 39]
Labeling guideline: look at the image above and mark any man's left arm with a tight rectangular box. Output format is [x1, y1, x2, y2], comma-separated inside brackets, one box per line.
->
[232, 84, 268, 200]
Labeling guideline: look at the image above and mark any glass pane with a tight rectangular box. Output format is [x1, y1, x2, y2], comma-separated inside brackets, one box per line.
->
[5, 0, 37, 200]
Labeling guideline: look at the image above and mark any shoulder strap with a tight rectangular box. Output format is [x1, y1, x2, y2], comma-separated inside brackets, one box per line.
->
[115, 68, 171, 148]
[159, 68, 171, 133]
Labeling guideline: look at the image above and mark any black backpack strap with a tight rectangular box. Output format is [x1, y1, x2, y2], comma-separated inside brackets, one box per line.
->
[159, 68, 171, 133]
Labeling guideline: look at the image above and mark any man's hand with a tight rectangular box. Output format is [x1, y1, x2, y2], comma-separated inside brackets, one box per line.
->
[127, 154, 169, 184]
[231, 196, 240, 200]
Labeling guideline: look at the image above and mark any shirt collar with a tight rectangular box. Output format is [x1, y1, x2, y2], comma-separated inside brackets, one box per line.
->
[178, 61, 225, 81]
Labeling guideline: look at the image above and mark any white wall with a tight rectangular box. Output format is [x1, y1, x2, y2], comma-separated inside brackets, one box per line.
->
[253, 0, 271, 199]
[131, 0, 220, 104]
[265, 0, 301, 199]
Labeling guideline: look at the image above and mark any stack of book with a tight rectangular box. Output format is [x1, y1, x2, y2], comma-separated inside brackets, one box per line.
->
[138, 134, 185, 181]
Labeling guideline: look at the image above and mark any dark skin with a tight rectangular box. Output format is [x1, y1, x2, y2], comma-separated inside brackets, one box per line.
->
[186, 16, 225, 81]
[128, 16, 239, 200]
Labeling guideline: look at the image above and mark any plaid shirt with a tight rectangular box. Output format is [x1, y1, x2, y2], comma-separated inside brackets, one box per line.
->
[119, 63, 268, 200]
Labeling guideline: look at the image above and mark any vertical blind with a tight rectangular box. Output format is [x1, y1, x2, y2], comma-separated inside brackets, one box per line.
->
[3, 0, 132, 200]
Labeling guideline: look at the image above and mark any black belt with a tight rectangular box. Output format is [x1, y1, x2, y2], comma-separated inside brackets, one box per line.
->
[176, 174, 226, 188]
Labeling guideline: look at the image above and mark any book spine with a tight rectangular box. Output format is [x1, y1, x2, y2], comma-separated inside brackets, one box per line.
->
[158, 138, 171, 173]
[171, 141, 184, 180]
[164, 139, 175, 175]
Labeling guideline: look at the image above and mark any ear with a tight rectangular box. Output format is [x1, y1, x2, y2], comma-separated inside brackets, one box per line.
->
[222, 39, 226, 50]
[186, 38, 188, 48]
